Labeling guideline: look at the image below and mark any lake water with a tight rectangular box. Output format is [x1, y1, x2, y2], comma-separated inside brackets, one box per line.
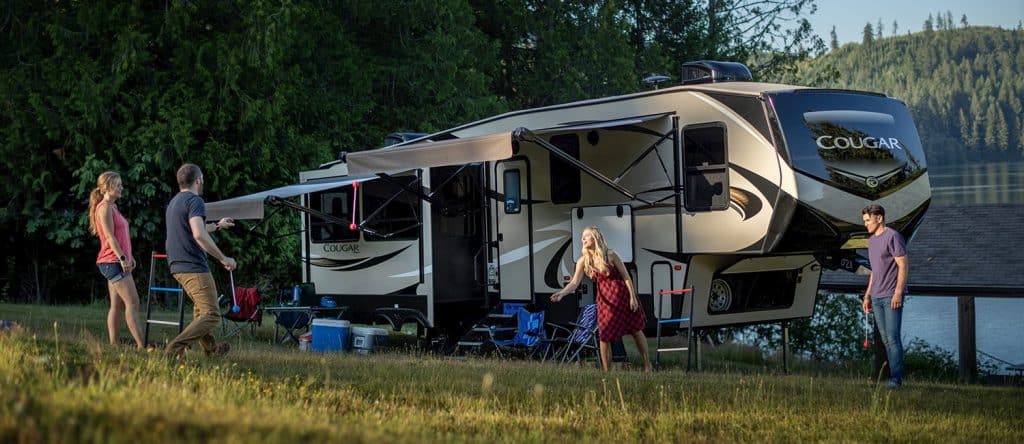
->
[929, 162, 1024, 206]
[903, 295, 1024, 373]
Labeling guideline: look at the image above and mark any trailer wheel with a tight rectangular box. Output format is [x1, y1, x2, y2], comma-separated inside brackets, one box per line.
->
[708, 278, 733, 313]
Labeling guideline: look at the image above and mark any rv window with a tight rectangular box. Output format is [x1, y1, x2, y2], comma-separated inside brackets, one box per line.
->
[309, 188, 359, 243]
[549, 134, 581, 204]
[683, 124, 729, 211]
[363, 175, 420, 241]
[503, 169, 521, 214]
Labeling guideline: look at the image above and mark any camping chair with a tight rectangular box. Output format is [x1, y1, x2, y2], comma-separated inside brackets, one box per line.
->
[220, 286, 263, 339]
[489, 305, 549, 359]
[542, 303, 599, 364]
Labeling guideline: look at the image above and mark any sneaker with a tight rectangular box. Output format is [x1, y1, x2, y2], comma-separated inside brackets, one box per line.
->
[205, 342, 231, 357]
[885, 379, 902, 390]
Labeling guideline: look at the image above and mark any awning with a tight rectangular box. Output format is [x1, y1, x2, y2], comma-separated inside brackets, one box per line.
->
[345, 132, 514, 175]
[205, 176, 373, 220]
[344, 113, 672, 176]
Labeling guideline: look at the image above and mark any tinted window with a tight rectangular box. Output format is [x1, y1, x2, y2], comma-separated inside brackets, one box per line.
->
[768, 90, 927, 199]
[504, 169, 521, 214]
[683, 124, 729, 211]
[309, 187, 359, 243]
[363, 176, 420, 241]
[549, 134, 581, 204]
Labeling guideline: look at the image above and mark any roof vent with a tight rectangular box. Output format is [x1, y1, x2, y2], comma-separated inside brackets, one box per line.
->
[680, 61, 752, 85]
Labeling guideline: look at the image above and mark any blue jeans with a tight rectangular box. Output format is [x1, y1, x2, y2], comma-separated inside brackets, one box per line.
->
[872, 296, 904, 384]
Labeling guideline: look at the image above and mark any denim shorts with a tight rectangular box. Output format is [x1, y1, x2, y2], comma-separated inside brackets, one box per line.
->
[97, 262, 127, 283]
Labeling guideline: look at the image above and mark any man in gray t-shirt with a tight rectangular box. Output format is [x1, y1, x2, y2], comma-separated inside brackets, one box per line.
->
[164, 163, 237, 358]
[861, 204, 909, 389]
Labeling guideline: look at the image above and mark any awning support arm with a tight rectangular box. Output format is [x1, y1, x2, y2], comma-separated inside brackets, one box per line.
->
[612, 129, 675, 185]
[425, 163, 470, 200]
[513, 127, 654, 205]
[265, 196, 351, 227]
[360, 178, 422, 229]
[375, 173, 435, 204]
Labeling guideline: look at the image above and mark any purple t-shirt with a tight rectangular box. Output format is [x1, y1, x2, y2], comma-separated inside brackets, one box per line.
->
[868, 227, 907, 299]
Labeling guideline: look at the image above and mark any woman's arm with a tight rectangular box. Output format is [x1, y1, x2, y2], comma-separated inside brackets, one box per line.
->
[97, 203, 128, 270]
[551, 259, 586, 302]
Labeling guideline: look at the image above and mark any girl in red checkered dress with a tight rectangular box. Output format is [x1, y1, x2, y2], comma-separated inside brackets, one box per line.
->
[551, 226, 652, 372]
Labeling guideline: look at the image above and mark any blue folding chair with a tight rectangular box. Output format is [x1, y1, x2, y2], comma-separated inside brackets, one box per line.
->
[543, 304, 599, 364]
[489, 306, 548, 358]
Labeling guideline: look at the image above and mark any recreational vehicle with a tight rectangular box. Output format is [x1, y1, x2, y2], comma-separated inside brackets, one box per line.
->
[206, 61, 931, 340]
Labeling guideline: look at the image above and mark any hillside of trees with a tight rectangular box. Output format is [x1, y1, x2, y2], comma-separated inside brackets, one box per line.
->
[1, 0, 822, 302]
[784, 24, 1024, 166]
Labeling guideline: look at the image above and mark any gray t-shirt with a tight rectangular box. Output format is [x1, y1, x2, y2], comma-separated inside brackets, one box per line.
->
[166, 191, 209, 274]
[868, 227, 907, 299]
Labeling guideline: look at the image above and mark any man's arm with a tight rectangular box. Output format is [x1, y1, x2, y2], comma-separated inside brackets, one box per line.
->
[892, 255, 908, 309]
[205, 217, 235, 233]
[188, 216, 236, 270]
[863, 273, 873, 313]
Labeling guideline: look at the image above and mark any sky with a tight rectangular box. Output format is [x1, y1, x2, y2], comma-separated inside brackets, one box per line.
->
[804, 0, 1024, 45]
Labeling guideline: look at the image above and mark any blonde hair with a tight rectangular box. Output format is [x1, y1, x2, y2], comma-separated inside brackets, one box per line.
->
[580, 226, 610, 278]
[88, 171, 120, 235]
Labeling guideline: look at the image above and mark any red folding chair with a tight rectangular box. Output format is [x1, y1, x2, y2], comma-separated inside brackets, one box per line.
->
[221, 286, 263, 339]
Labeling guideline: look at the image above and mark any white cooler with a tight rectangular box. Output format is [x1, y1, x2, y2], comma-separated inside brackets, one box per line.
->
[350, 326, 389, 354]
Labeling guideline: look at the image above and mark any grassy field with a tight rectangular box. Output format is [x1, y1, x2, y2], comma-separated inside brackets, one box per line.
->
[1, 303, 1021, 443]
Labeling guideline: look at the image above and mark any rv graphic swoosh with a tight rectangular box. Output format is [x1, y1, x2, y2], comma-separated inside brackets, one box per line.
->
[309, 257, 366, 268]
[329, 246, 411, 271]
[644, 248, 691, 263]
[729, 187, 763, 221]
[543, 239, 573, 289]
[499, 236, 566, 265]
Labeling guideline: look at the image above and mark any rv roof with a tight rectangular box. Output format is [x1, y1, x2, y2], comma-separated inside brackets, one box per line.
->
[681, 81, 810, 95]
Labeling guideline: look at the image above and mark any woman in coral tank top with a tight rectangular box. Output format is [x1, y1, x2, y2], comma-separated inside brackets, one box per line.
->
[89, 171, 144, 349]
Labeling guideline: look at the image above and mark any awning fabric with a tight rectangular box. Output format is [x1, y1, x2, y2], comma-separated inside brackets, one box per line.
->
[345, 132, 514, 175]
[343, 113, 672, 176]
[205, 176, 372, 220]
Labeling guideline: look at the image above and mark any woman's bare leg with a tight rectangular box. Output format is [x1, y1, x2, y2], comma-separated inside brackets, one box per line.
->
[631, 330, 652, 372]
[107, 281, 124, 345]
[599, 341, 612, 371]
[112, 275, 145, 348]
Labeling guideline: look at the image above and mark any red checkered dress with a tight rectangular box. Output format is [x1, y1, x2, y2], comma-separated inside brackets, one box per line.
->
[595, 263, 645, 342]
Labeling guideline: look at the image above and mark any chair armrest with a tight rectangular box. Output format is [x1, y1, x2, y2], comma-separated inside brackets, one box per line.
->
[546, 323, 572, 335]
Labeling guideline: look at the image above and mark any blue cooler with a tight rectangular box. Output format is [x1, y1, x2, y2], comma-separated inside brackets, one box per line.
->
[311, 319, 350, 352]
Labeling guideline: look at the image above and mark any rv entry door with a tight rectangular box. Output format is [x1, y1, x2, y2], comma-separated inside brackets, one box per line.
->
[495, 158, 534, 302]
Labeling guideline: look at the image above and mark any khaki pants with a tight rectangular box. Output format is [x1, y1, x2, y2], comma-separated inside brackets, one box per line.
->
[166, 272, 221, 356]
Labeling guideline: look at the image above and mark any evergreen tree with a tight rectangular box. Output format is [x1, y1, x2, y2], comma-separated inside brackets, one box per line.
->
[892, 20, 899, 36]
[995, 108, 1010, 152]
[961, 14, 969, 28]
[959, 108, 977, 149]
[862, 22, 874, 45]
[924, 14, 934, 32]
[984, 102, 1000, 150]
[830, 26, 839, 50]
[876, 19, 884, 40]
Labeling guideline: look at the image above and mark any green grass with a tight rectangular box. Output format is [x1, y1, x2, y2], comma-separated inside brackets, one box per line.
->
[1, 303, 1021, 443]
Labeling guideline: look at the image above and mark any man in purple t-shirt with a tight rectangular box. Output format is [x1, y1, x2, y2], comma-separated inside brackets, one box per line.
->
[861, 204, 909, 389]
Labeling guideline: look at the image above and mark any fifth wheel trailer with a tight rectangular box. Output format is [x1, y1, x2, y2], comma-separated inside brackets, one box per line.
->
[206, 61, 930, 338]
